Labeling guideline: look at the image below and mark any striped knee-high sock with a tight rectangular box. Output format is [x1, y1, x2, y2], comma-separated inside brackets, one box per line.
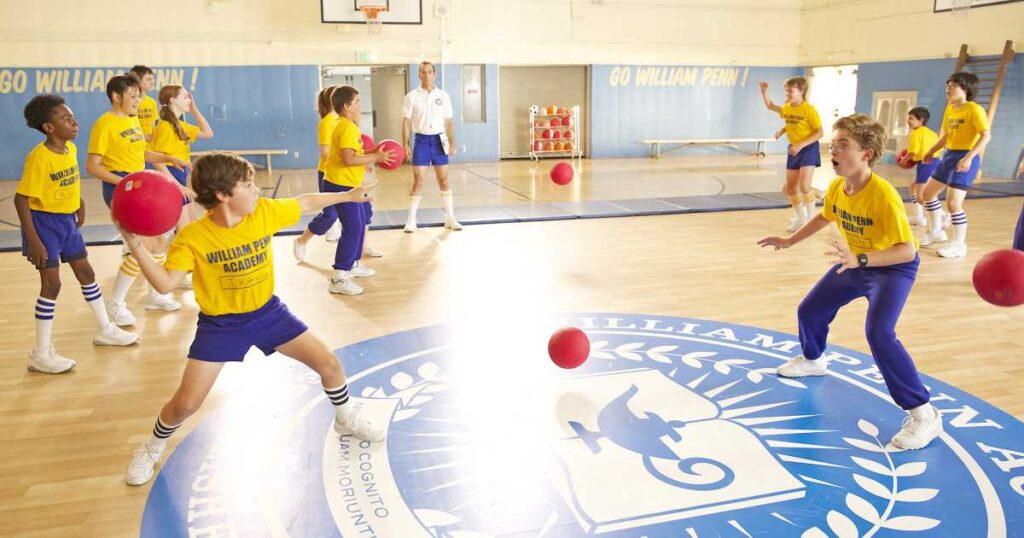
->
[111, 254, 140, 304]
[802, 191, 817, 216]
[80, 282, 111, 328]
[34, 297, 55, 352]
[149, 416, 181, 450]
[909, 195, 925, 219]
[951, 211, 968, 244]
[325, 383, 352, 421]
[788, 194, 805, 220]
[925, 199, 943, 233]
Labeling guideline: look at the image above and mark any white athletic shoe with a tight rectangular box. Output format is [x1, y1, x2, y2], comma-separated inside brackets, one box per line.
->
[94, 324, 139, 346]
[444, 218, 463, 231]
[348, 262, 376, 278]
[325, 222, 341, 242]
[27, 346, 76, 374]
[908, 215, 928, 227]
[125, 441, 164, 486]
[919, 230, 948, 247]
[146, 293, 181, 312]
[293, 239, 307, 263]
[937, 242, 967, 258]
[403, 220, 417, 233]
[334, 414, 386, 442]
[777, 355, 828, 378]
[329, 277, 363, 296]
[106, 301, 136, 327]
[785, 219, 806, 233]
[177, 273, 193, 290]
[891, 404, 943, 450]
[363, 245, 383, 258]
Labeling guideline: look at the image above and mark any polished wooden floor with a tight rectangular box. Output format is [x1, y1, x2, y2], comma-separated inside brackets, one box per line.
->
[1, 157, 1023, 536]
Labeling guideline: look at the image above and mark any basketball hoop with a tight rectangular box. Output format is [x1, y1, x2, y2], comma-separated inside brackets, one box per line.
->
[359, 5, 387, 33]
[950, 0, 974, 18]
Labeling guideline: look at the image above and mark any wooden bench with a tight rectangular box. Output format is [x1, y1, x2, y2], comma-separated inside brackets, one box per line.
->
[641, 138, 773, 159]
[192, 149, 289, 185]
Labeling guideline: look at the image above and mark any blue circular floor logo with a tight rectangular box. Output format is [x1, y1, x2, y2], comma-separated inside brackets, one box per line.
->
[141, 314, 1024, 537]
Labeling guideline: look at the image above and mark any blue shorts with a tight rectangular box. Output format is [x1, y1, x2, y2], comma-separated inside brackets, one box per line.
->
[931, 149, 980, 190]
[412, 133, 449, 167]
[22, 211, 87, 269]
[915, 158, 940, 184]
[188, 296, 309, 362]
[167, 166, 192, 206]
[786, 141, 821, 170]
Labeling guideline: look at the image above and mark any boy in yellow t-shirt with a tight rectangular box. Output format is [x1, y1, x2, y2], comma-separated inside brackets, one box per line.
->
[760, 76, 824, 232]
[758, 114, 941, 451]
[901, 107, 942, 226]
[118, 152, 385, 486]
[129, 65, 158, 143]
[919, 72, 992, 258]
[14, 95, 138, 374]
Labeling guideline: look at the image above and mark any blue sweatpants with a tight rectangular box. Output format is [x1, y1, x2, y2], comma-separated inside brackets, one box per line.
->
[318, 182, 366, 271]
[1014, 202, 1024, 251]
[797, 255, 929, 410]
[307, 171, 338, 236]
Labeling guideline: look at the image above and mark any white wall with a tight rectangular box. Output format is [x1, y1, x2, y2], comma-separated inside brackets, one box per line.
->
[0, 0, 803, 67]
[800, 0, 1024, 65]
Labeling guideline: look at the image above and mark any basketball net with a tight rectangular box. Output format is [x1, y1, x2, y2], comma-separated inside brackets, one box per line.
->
[951, 0, 974, 18]
[359, 5, 386, 33]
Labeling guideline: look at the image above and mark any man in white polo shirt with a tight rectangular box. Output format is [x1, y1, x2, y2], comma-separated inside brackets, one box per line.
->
[402, 61, 461, 232]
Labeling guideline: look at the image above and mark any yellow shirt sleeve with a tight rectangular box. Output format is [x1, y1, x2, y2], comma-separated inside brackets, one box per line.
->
[164, 231, 196, 273]
[971, 103, 990, 133]
[183, 121, 201, 142]
[907, 129, 923, 160]
[805, 104, 822, 131]
[821, 177, 843, 222]
[877, 187, 917, 248]
[15, 150, 44, 200]
[261, 198, 302, 234]
[87, 117, 110, 157]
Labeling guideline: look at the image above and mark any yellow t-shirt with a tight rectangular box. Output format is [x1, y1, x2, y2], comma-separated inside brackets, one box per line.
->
[16, 142, 81, 214]
[907, 126, 941, 161]
[317, 112, 339, 173]
[138, 94, 158, 141]
[779, 101, 822, 145]
[324, 116, 365, 188]
[87, 112, 146, 173]
[822, 173, 919, 255]
[165, 198, 301, 316]
[942, 102, 989, 151]
[150, 119, 200, 162]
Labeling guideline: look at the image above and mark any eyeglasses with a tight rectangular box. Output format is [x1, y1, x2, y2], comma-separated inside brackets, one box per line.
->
[828, 142, 864, 153]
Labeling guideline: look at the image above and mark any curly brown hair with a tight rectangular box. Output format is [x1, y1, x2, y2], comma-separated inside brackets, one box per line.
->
[833, 113, 887, 167]
[191, 152, 254, 209]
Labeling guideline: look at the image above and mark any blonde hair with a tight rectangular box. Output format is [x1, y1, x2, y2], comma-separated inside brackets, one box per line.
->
[833, 114, 887, 167]
[784, 76, 809, 98]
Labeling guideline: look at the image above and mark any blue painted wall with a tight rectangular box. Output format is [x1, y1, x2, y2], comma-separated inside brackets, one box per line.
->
[405, 63, 501, 162]
[856, 56, 1024, 179]
[0, 65, 320, 179]
[589, 65, 804, 158]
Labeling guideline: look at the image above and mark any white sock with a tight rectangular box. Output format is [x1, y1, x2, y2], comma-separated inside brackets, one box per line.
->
[925, 199, 943, 234]
[915, 203, 924, 219]
[80, 282, 111, 329]
[35, 296, 55, 352]
[440, 190, 456, 220]
[951, 212, 967, 244]
[149, 416, 181, 450]
[788, 195, 804, 221]
[909, 403, 937, 421]
[111, 255, 140, 304]
[802, 192, 816, 219]
[325, 383, 352, 421]
[407, 196, 422, 224]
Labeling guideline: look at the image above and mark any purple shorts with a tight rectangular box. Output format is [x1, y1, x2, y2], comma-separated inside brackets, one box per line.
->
[786, 141, 821, 170]
[21, 211, 86, 269]
[188, 295, 309, 362]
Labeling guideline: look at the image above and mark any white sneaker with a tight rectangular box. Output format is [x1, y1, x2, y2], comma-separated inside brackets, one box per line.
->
[908, 215, 927, 226]
[177, 273, 193, 290]
[937, 242, 967, 258]
[293, 239, 307, 263]
[125, 441, 164, 486]
[777, 355, 828, 378]
[349, 262, 376, 278]
[146, 293, 181, 311]
[334, 414, 386, 442]
[325, 221, 341, 242]
[785, 219, 806, 233]
[329, 277, 363, 296]
[27, 346, 76, 374]
[106, 301, 136, 327]
[891, 404, 943, 450]
[403, 221, 417, 233]
[94, 324, 140, 346]
[919, 230, 948, 246]
[363, 245, 383, 258]
[444, 218, 463, 231]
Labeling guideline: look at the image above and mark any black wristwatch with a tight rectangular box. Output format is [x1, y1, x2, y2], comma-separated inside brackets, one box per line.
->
[857, 253, 869, 268]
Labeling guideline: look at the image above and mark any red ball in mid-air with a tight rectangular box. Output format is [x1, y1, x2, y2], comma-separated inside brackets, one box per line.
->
[973, 249, 1024, 307]
[548, 327, 590, 369]
[111, 170, 183, 236]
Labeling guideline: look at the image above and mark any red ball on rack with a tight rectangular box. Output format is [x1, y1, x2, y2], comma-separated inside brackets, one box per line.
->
[550, 117, 561, 128]
[541, 129, 552, 140]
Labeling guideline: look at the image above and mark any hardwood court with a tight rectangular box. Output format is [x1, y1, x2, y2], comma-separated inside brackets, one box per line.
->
[1, 158, 1022, 536]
